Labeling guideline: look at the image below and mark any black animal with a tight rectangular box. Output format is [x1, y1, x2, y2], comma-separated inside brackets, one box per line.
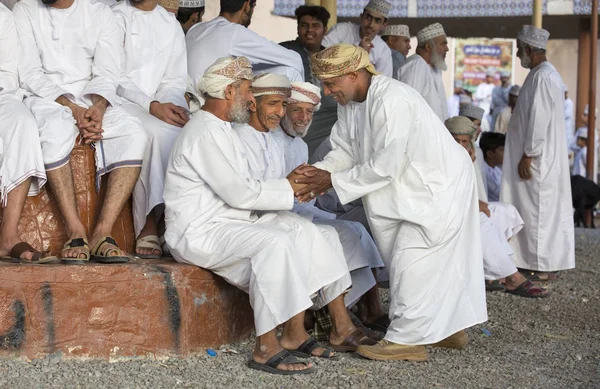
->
[571, 175, 600, 228]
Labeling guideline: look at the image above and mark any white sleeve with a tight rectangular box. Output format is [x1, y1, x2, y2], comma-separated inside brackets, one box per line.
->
[231, 26, 304, 82]
[154, 26, 188, 108]
[375, 43, 393, 78]
[189, 130, 294, 211]
[400, 60, 428, 96]
[322, 23, 346, 48]
[524, 76, 554, 158]
[0, 7, 19, 93]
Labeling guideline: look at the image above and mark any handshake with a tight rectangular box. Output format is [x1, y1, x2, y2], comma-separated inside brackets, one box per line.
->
[286, 164, 333, 203]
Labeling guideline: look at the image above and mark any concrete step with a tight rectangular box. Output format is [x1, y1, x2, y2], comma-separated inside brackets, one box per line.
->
[0, 258, 253, 360]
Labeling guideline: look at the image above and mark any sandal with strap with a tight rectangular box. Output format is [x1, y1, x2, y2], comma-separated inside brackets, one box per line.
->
[287, 337, 339, 360]
[5, 242, 58, 264]
[506, 280, 550, 298]
[247, 350, 315, 375]
[135, 234, 162, 259]
[90, 236, 130, 264]
[348, 311, 385, 341]
[329, 328, 378, 352]
[518, 269, 559, 283]
[61, 238, 90, 264]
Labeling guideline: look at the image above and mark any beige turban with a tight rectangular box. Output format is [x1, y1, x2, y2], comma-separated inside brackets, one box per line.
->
[197, 56, 253, 99]
[158, 0, 178, 13]
[289, 81, 321, 111]
[445, 116, 477, 137]
[251, 73, 292, 98]
[311, 44, 379, 80]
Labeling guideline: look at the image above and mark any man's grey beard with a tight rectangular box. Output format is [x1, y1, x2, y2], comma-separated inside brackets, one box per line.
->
[520, 55, 532, 69]
[281, 115, 311, 138]
[431, 51, 447, 71]
[229, 93, 251, 124]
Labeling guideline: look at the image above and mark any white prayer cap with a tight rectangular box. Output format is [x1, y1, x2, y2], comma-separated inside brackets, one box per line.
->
[509, 85, 520, 96]
[416, 23, 446, 45]
[459, 104, 485, 121]
[454, 79, 463, 89]
[381, 25, 410, 38]
[179, 0, 204, 7]
[459, 95, 472, 105]
[290, 82, 322, 111]
[197, 56, 253, 99]
[364, 0, 392, 18]
[517, 25, 550, 50]
[584, 104, 598, 117]
[252, 73, 292, 98]
[576, 127, 588, 139]
[500, 70, 511, 78]
[486, 68, 496, 77]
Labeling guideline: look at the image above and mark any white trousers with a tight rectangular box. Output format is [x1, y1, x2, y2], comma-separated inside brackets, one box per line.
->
[24, 97, 148, 183]
[121, 103, 184, 236]
[480, 212, 518, 280]
[168, 211, 351, 336]
[0, 94, 46, 205]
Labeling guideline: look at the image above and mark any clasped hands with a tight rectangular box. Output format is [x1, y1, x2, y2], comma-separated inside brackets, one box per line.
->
[286, 164, 333, 203]
[72, 100, 108, 144]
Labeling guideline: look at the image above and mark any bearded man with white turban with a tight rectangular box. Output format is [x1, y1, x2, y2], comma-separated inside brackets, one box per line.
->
[163, 57, 378, 375]
[445, 116, 548, 298]
[500, 25, 575, 281]
[235, 77, 387, 330]
[0, 3, 52, 263]
[400, 23, 449, 121]
[291, 44, 487, 361]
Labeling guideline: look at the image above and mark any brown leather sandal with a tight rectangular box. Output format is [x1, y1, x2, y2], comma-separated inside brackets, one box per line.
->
[10, 242, 58, 264]
[329, 328, 378, 352]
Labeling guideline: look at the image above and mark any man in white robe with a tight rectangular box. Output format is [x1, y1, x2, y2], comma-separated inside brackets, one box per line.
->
[474, 68, 497, 130]
[113, 0, 189, 258]
[186, 0, 304, 99]
[13, 0, 148, 263]
[446, 116, 548, 298]
[322, 0, 393, 78]
[447, 80, 464, 118]
[400, 23, 449, 121]
[500, 25, 575, 279]
[495, 85, 520, 135]
[292, 44, 487, 361]
[460, 104, 488, 194]
[490, 70, 511, 132]
[235, 77, 386, 326]
[0, 2, 51, 263]
[564, 86, 575, 150]
[380, 24, 410, 80]
[163, 56, 378, 373]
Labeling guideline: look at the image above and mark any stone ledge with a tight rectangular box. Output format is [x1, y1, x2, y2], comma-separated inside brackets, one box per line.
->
[0, 259, 254, 360]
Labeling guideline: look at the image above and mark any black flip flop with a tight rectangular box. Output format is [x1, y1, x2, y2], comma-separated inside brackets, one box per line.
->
[505, 280, 550, 298]
[248, 350, 315, 375]
[288, 337, 339, 360]
[485, 280, 506, 292]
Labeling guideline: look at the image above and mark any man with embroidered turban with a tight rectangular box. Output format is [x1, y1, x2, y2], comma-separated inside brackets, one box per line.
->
[445, 117, 548, 298]
[236, 78, 387, 334]
[164, 57, 374, 374]
[501, 25, 575, 281]
[291, 43, 487, 361]
[381, 24, 411, 79]
[322, 0, 393, 77]
[400, 23, 449, 121]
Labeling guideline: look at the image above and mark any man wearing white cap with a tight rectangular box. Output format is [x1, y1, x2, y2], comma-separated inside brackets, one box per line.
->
[112, 0, 189, 259]
[474, 68, 497, 131]
[447, 79, 465, 118]
[501, 25, 575, 280]
[164, 57, 376, 374]
[495, 85, 520, 135]
[186, 0, 304, 100]
[235, 78, 387, 324]
[177, 0, 204, 33]
[13, 0, 148, 263]
[400, 23, 449, 122]
[0, 3, 52, 263]
[322, 0, 393, 77]
[490, 70, 512, 132]
[570, 105, 598, 181]
[564, 85, 575, 151]
[381, 24, 411, 79]
[292, 44, 487, 361]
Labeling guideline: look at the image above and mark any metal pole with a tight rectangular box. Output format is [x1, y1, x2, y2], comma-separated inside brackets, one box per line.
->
[533, 0, 543, 27]
[587, 0, 598, 182]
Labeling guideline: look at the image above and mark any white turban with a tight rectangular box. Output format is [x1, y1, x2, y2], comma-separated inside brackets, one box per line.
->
[289, 82, 322, 111]
[251, 73, 291, 98]
[197, 56, 253, 99]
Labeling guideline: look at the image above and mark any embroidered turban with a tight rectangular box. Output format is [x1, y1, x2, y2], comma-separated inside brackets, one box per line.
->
[179, 0, 204, 7]
[251, 74, 292, 98]
[289, 82, 321, 111]
[158, 0, 178, 13]
[197, 56, 253, 99]
[311, 44, 379, 80]
[445, 116, 478, 137]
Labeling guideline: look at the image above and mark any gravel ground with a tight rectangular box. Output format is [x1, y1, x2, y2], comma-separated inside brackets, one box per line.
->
[1, 228, 599, 389]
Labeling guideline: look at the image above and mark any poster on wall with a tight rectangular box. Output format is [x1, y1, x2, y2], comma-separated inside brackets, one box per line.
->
[454, 38, 515, 93]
